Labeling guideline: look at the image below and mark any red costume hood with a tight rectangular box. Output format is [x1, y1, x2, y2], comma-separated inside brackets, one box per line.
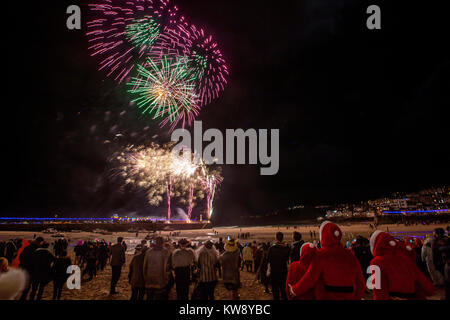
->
[370, 230, 397, 256]
[395, 239, 416, 261]
[319, 221, 342, 248]
[299, 242, 317, 266]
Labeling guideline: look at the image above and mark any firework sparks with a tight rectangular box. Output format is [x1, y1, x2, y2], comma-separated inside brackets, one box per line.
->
[150, 23, 229, 106]
[127, 56, 200, 131]
[86, 0, 185, 83]
[113, 144, 218, 221]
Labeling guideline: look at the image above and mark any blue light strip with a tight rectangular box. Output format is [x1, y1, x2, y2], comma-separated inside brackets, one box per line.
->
[382, 209, 449, 214]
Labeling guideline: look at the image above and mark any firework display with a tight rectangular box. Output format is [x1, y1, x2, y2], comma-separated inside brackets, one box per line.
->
[149, 24, 229, 107]
[86, 0, 184, 83]
[127, 56, 200, 130]
[87, 0, 228, 131]
[113, 144, 221, 221]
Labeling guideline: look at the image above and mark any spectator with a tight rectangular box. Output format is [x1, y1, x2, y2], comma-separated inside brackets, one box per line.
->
[432, 228, 449, 280]
[221, 239, 241, 300]
[52, 250, 72, 300]
[255, 243, 270, 294]
[82, 244, 97, 281]
[290, 232, 304, 263]
[267, 232, 290, 300]
[286, 243, 317, 300]
[369, 231, 434, 300]
[288, 221, 365, 300]
[351, 236, 373, 282]
[18, 236, 44, 300]
[196, 240, 219, 300]
[143, 237, 171, 300]
[110, 237, 126, 295]
[171, 239, 195, 300]
[29, 242, 55, 300]
[422, 237, 445, 286]
[243, 243, 254, 272]
[128, 245, 146, 300]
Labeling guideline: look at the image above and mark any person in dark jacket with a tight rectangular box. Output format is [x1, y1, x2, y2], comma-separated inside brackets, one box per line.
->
[439, 244, 450, 300]
[110, 237, 126, 294]
[290, 232, 304, 263]
[255, 243, 270, 294]
[98, 242, 109, 271]
[19, 237, 44, 300]
[82, 244, 97, 281]
[0, 241, 5, 258]
[52, 250, 72, 300]
[214, 238, 225, 278]
[128, 245, 146, 300]
[5, 239, 19, 264]
[352, 236, 373, 282]
[29, 242, 55, 300]
[267, 232, 290, 300]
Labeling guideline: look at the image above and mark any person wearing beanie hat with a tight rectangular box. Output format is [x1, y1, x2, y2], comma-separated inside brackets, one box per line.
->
[369, 230, 434, 300]
[286, 243, 317, 300]
[289, 221, 365, 300]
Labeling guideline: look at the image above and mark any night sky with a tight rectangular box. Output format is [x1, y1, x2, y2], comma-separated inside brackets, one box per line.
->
[2, 0, 449, 223]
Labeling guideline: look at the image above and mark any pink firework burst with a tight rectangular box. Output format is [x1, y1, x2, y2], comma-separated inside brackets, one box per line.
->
[149, 23, 229, 107]
[86, 0, 187, 83]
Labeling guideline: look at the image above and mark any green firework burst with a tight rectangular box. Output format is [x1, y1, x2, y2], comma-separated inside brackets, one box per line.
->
[125, 16, 160, 49]
[127, 56, 199, 128]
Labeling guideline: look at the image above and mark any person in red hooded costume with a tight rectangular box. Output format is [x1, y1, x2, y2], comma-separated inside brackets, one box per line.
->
[369, 230, 434, 300]
[288, 221, 365, 300]
[286, 242, 317, 300]
[397, 237, 417, 262]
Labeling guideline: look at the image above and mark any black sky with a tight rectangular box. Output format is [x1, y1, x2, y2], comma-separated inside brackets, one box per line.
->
[2, 0, 449, 223]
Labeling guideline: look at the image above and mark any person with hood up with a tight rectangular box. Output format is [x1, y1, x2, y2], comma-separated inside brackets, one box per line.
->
[369, 230, 434, 300]
[422, 236, 444, 286]
[128, 245, 146, 300]
[143, 237, 171, 300]
[288, 221, 365, 300]
[397, 237, 417, 262]
[286, 242, 317, 300]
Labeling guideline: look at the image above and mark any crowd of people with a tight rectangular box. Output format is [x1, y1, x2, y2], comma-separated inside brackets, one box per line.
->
[0, 223, 449, 300]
